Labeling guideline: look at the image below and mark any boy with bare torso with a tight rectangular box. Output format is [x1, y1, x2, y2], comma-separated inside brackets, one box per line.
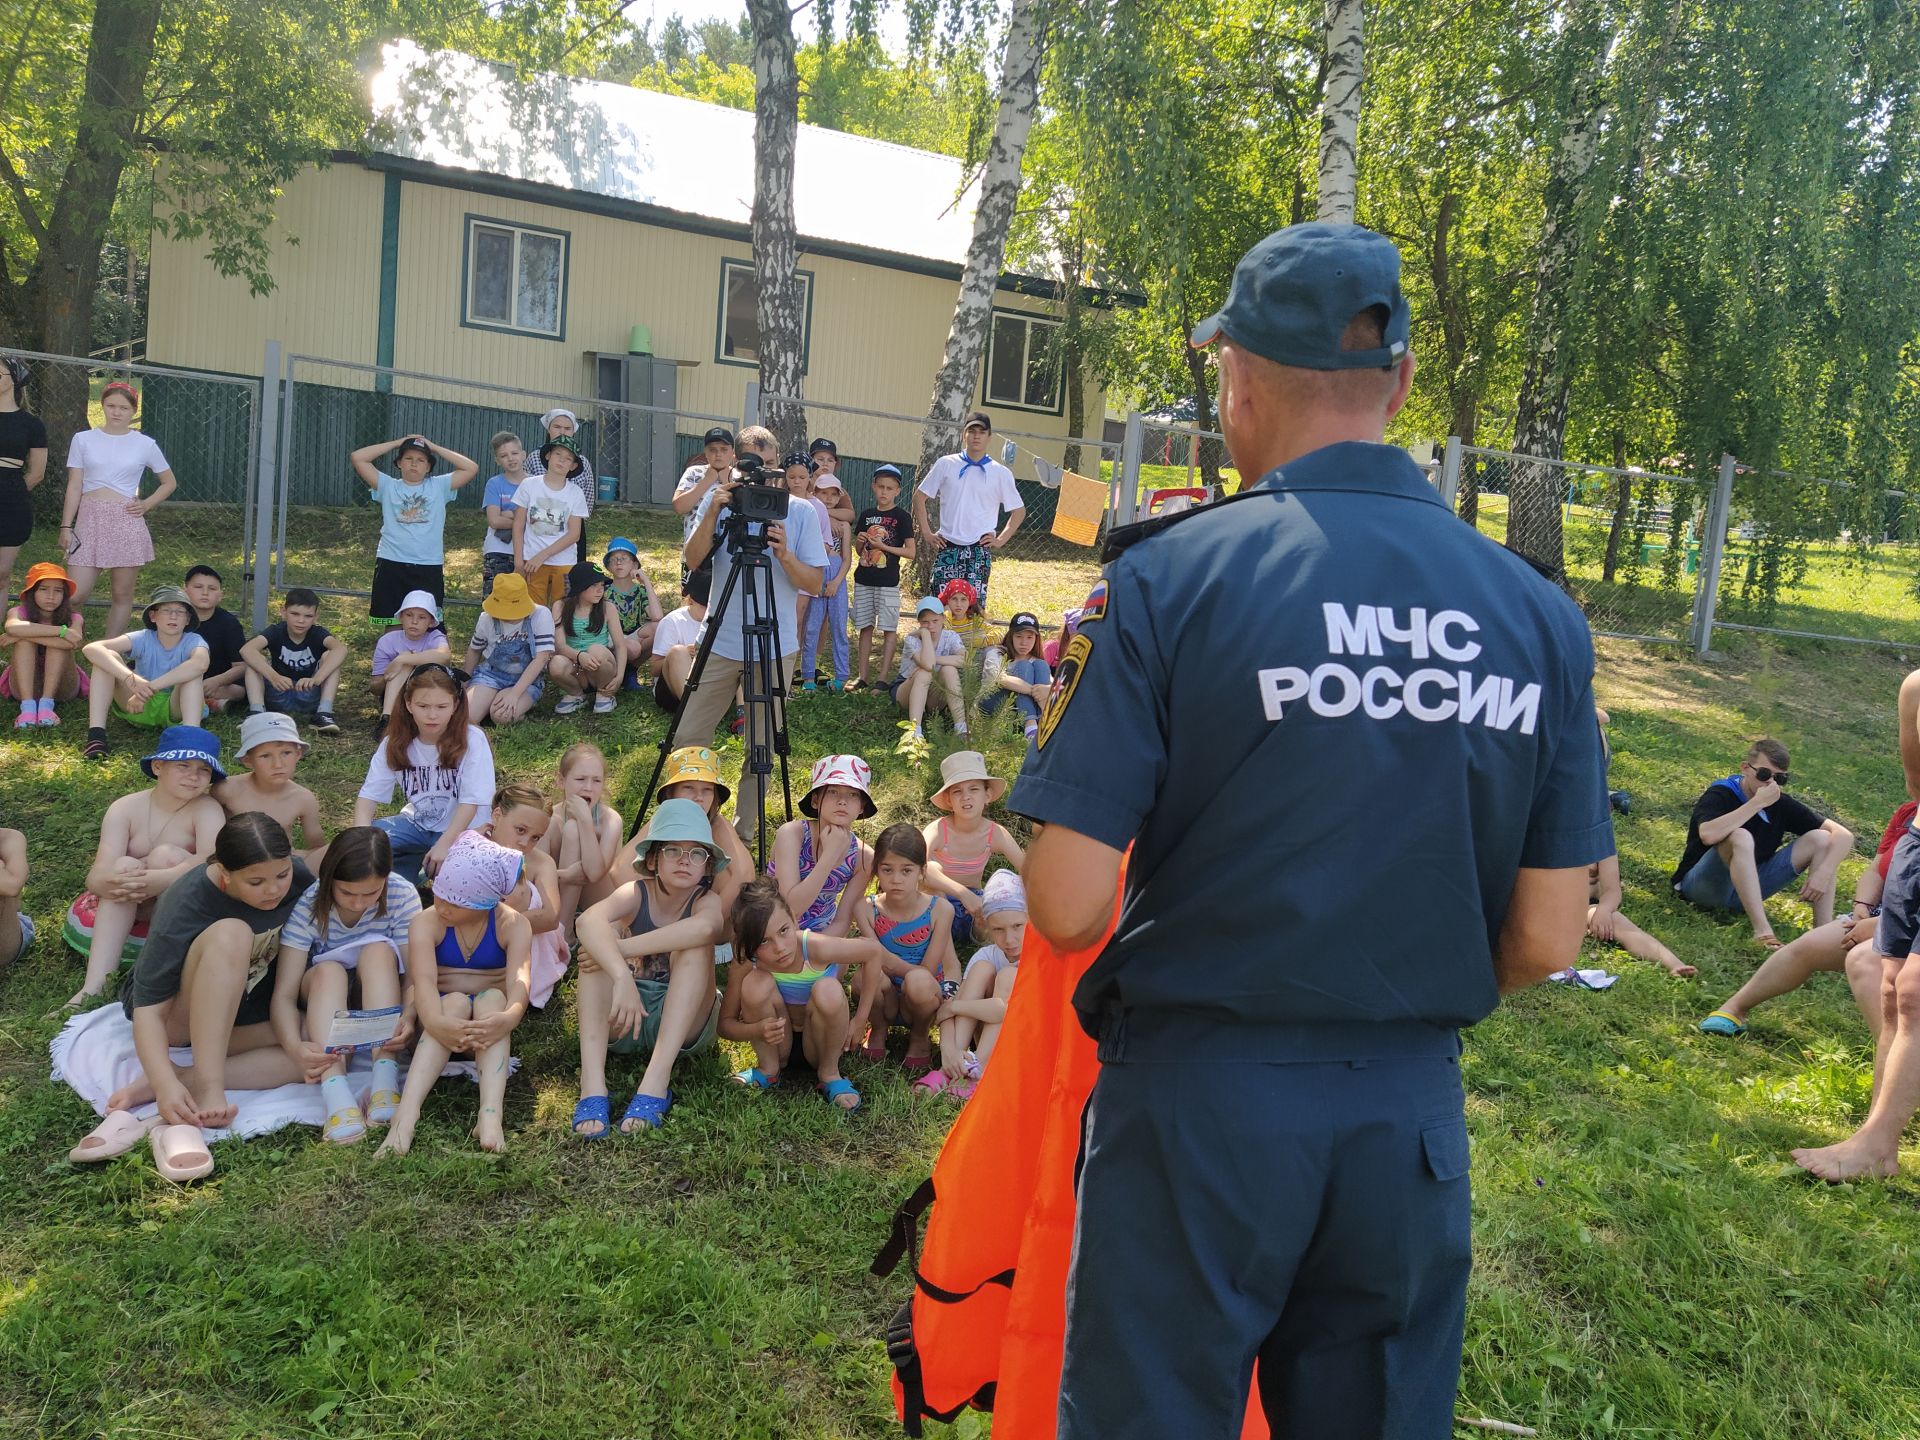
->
[216, 712, 326, 867]
[65, 724, 225, 1008]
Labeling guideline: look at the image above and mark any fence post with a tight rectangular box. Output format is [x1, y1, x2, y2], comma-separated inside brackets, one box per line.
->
[742, 380, 760, 428]
[1691, 452, 1737, 656]
[1439, 435, 1462, 511]
[1116, 412, 1144, 527]
[251, 341, 281, 633]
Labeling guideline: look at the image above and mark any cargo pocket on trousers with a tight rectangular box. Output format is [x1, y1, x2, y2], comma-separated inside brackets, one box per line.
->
[1420, 1118, 1471, 1182]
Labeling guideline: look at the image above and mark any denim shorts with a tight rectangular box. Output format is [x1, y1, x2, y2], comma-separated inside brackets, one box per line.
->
[472, 666, 544, 703]
[1876, 828, 1920, 960]
[1675, 843, 1802, 911]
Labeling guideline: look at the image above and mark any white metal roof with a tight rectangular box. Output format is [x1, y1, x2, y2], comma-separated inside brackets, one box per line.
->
[368, 40, 990, 272]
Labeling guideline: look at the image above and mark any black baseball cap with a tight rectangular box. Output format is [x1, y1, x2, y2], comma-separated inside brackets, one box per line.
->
[1189, 222, 1410, 370]
[963, 411, 992, 433]
[703, 426, 734, 447]
[395, 436, 434, 463]
[809, 437, 837, 457]
[1009, 611, 1040, 632]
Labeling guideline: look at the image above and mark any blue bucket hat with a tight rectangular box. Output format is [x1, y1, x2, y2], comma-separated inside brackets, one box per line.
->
[634, 797, 729, 873]
[1189, 222, 1410, 371]
[603, 536, 639, 563]
[140, 724, 226, 782]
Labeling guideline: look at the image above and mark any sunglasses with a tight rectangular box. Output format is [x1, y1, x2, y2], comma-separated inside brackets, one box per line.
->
[1747, 764, 1790, 785]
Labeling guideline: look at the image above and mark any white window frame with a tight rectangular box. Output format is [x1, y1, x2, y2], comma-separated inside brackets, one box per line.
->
[982, 308, 1065, 414]
[462, 215, 569, 341]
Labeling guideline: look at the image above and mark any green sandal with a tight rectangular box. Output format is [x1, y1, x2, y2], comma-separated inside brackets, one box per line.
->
[1698, 1010, 1748, 1037]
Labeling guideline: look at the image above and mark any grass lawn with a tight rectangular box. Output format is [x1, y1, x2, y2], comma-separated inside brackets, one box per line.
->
[3, 514, 1920, 1436]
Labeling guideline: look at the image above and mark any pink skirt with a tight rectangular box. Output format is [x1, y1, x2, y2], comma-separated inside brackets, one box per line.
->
[68, 489, 155, 570]
[525, 881, 571, 1009]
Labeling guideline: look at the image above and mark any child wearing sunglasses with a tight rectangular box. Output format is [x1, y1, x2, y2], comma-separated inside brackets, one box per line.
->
[1669, 738, 1853, 950]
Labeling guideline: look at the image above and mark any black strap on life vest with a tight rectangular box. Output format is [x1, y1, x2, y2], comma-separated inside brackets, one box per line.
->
[874, 1177, 1015, 1435]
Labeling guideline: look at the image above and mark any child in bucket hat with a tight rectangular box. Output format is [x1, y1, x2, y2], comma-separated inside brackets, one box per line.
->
[610, 744, 752, 917]
[379, 828, 534, 1157]
[217, 712, 325, 866]
[63, 723, 226, 1005]
[571, 798, 731, 1137]
[768, 754, 876, 935]
[80, 584, 211, 758]
[2, 560, 89, 726]
[931, 869, 1028, 1098]
[922, 750, 1024, 946]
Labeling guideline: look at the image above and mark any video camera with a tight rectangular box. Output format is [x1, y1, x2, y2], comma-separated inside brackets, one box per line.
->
[720, 454, 791, 544]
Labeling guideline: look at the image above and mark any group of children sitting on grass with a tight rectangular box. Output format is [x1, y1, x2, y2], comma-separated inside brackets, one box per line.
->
[40, 626, 1031, 1176]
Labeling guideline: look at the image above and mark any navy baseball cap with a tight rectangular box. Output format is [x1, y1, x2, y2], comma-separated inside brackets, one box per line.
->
[809, 437, 837, 457]
[1189, 223, 1410, 371]
[703, 426, 734, 447]
[873, 463, 903, 480]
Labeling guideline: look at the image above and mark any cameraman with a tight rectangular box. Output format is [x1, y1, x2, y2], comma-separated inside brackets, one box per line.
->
[675, 425, 827, 841]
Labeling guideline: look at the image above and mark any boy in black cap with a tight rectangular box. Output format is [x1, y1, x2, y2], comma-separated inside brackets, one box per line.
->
[914, 411, 1024, 608]
[672, 427, 736, 546]
[850, 463, 915, 689]
[349, 433, 479, 626]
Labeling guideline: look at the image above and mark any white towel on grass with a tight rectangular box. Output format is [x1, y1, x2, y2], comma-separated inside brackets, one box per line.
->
[50, 1003, 515, 1142]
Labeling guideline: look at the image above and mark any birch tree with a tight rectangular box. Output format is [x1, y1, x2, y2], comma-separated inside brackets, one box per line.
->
[1316, 0, 1364, 223]
[1504, 11, 1612, 580]
[744, 0, 808, 451]
[915, 0, 1047, 531]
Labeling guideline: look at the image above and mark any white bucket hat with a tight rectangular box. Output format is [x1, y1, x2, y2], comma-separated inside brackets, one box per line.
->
[396, 589, 441, 622]
[802, 754, 877, 819]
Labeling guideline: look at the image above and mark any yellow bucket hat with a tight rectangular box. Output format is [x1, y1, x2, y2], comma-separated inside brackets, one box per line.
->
[653, 745, 730, 808]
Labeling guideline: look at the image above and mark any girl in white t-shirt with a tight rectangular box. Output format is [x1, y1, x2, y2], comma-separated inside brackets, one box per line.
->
[349, 666, 496, 885]
[59, 381, 178, 640]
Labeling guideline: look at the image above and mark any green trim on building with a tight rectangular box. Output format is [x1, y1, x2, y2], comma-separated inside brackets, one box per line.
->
[375, 172, 402, 392]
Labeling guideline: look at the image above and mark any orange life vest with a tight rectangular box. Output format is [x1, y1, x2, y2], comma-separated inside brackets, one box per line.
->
[873, 866, 1270, 1438]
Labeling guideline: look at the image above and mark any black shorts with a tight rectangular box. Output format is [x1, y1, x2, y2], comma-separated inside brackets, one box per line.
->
[0, 482, 31, 548]
[370, 559, 445, 621]
[1876, 827, 1920, 960]
[653, 672, 681, 715]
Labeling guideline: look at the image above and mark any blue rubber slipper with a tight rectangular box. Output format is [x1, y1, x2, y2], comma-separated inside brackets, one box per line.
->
[622, 1089, 673, 1133]
[1698, 1010, 1748, 1038]
[818, 1077, 862, 1112]
[572, 1094, 612, 1140]
[734, 1066, 779, 1090]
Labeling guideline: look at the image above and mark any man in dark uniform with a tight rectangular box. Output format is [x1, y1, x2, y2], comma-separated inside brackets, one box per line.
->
[1013, 222, 1615, 1439]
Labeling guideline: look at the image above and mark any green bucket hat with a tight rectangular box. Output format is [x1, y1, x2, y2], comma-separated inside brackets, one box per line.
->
[634, 798, 729, 873]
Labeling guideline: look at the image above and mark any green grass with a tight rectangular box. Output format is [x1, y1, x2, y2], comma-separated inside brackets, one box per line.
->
[1469, 494, 1920, 647]
[4, 517, 1920, 1436]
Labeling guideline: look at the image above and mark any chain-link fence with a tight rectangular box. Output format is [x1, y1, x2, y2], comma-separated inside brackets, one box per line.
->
[3, 347, 262, 626]
[758, 393, 1120, 633]
[1704, 465, 1920, 649]
[1127, 418, 1237, 509]
[277, 355, 739, 611]
[1447, 444, 1712, 645]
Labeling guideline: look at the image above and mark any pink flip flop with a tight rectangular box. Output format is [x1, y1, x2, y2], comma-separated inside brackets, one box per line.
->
[68, 1109, 155, 1164]
[913, 1070, 952, 1096]
[149, 1124, 214, 1183]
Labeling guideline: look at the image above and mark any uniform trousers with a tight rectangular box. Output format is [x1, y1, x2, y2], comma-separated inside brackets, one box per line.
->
[1059, 1015, 1471, 1440]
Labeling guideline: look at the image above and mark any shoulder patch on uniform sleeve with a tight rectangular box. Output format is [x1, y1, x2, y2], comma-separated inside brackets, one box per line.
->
[1035, 632, 1093, 751]
[1078, 580, 1108, 626]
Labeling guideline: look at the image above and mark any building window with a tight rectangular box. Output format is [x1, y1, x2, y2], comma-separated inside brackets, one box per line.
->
[984, 309, 1064, 413]
[463, 216, 568, 339]
[716, 257, 813, 370]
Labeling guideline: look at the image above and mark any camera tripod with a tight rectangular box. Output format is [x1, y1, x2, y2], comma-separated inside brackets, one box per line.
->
[631, 517, 795, 869]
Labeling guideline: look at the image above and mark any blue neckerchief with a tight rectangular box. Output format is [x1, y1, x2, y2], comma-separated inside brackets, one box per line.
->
[957, 453, 990, 475]
[1715, 774, 1766, 823]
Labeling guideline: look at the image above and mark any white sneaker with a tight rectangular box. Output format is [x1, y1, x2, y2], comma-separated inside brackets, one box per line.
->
[592, 692, 617, 715]
[953, 719, 969, 736]
[554, 694, 586, 716]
